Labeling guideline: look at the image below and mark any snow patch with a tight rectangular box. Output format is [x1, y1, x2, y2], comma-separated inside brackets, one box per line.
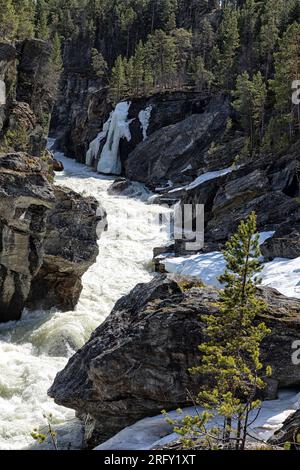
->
[261, 257, 300, 298]
[139, 105, 153, 141]
[181, 164, 192, 173]
[163, 233, 300, 297]
[95, 390, 300, 450]
[168, 166, 234, 193]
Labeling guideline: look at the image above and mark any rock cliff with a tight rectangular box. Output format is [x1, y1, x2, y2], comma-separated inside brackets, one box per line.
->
[0, 152, 105, 322]
[26, 186, 106, 312]
[0, 38, 106, 322]
[0, 153, 54, 322]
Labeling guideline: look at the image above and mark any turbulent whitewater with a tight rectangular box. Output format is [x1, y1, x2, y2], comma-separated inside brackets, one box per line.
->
[0, 149, 170, 450]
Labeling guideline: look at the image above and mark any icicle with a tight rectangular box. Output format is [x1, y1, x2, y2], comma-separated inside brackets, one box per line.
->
[138, 105, 153, 141]
[97, 101, 132, 175]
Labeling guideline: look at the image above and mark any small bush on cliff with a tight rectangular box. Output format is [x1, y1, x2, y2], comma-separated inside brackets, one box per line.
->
[167, 212, 272, 450]
[4, 127, 29, 152]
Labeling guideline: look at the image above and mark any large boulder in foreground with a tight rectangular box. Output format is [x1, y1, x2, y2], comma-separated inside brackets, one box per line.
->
[26, 186, 106, 312]
[0, 152, 54, 322]
[48, 275, 300, 447]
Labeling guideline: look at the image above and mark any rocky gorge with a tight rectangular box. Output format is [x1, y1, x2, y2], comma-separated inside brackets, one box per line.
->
[0, 0, 300, 453]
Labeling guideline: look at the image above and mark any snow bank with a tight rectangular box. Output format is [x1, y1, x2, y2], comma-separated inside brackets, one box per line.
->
[165, 251, 225, 288]
[164, 252, 300, 299]
[139, 105, 153, 141]
[261, 257, 300, 298]
[164, 232, 276, 290]
[95, 390, 300, 450]
[169, 166, 235, 194]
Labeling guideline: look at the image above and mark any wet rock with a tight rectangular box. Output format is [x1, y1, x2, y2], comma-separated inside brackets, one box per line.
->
[108, 178, 152, 201]
[1, 38, 55, 157]
[53, 159, 64, 172]
[49, 275, 300, 447]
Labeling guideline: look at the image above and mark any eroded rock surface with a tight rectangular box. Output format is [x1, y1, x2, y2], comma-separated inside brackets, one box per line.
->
[0, 153, 54, 322]
[27, 186, 106, 311]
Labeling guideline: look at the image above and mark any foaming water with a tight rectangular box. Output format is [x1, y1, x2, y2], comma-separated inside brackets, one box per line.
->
[0, 153, 170, 449]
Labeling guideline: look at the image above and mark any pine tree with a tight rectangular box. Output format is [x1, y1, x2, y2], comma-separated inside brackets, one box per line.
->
[258, 0, 284, 79]
[232, 72, 267, 154]
[238, 0, 259, 73]
[270, 22, 300, 144]
[35, 0, 50, 40]
[0, 0, 18, 41]
[218, 4, 240, 89]
[168, 213, 271, 450]
[91, 49, 108, 78]
[190, 56, 214, 92]
[192, 18, 215, 67]
[172, 28, 192, 86]
[131, 41, 145, 94]
[146, 30, 178, 88]
[13, 0, 35, 40]
[51, 32, 62, 70]
[109, 55, 127, 103]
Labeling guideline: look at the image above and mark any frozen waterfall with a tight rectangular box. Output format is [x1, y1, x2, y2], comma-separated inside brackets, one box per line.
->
[85, 101, 132, 175]
[85, 116, 112, 167]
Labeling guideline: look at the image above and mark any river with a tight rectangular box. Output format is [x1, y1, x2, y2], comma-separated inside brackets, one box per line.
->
[0, 147, 170, 450]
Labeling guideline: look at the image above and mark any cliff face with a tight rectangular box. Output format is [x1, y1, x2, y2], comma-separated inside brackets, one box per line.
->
[0, 39, 53, 157]
[0, 39, 105, 322]
[26, 186, 106, 312]
[50, 34, 110, 162]
[0, 153, 54, 322]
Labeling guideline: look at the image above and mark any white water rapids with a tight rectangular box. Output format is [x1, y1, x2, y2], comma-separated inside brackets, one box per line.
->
[0, 149, 170, 450]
